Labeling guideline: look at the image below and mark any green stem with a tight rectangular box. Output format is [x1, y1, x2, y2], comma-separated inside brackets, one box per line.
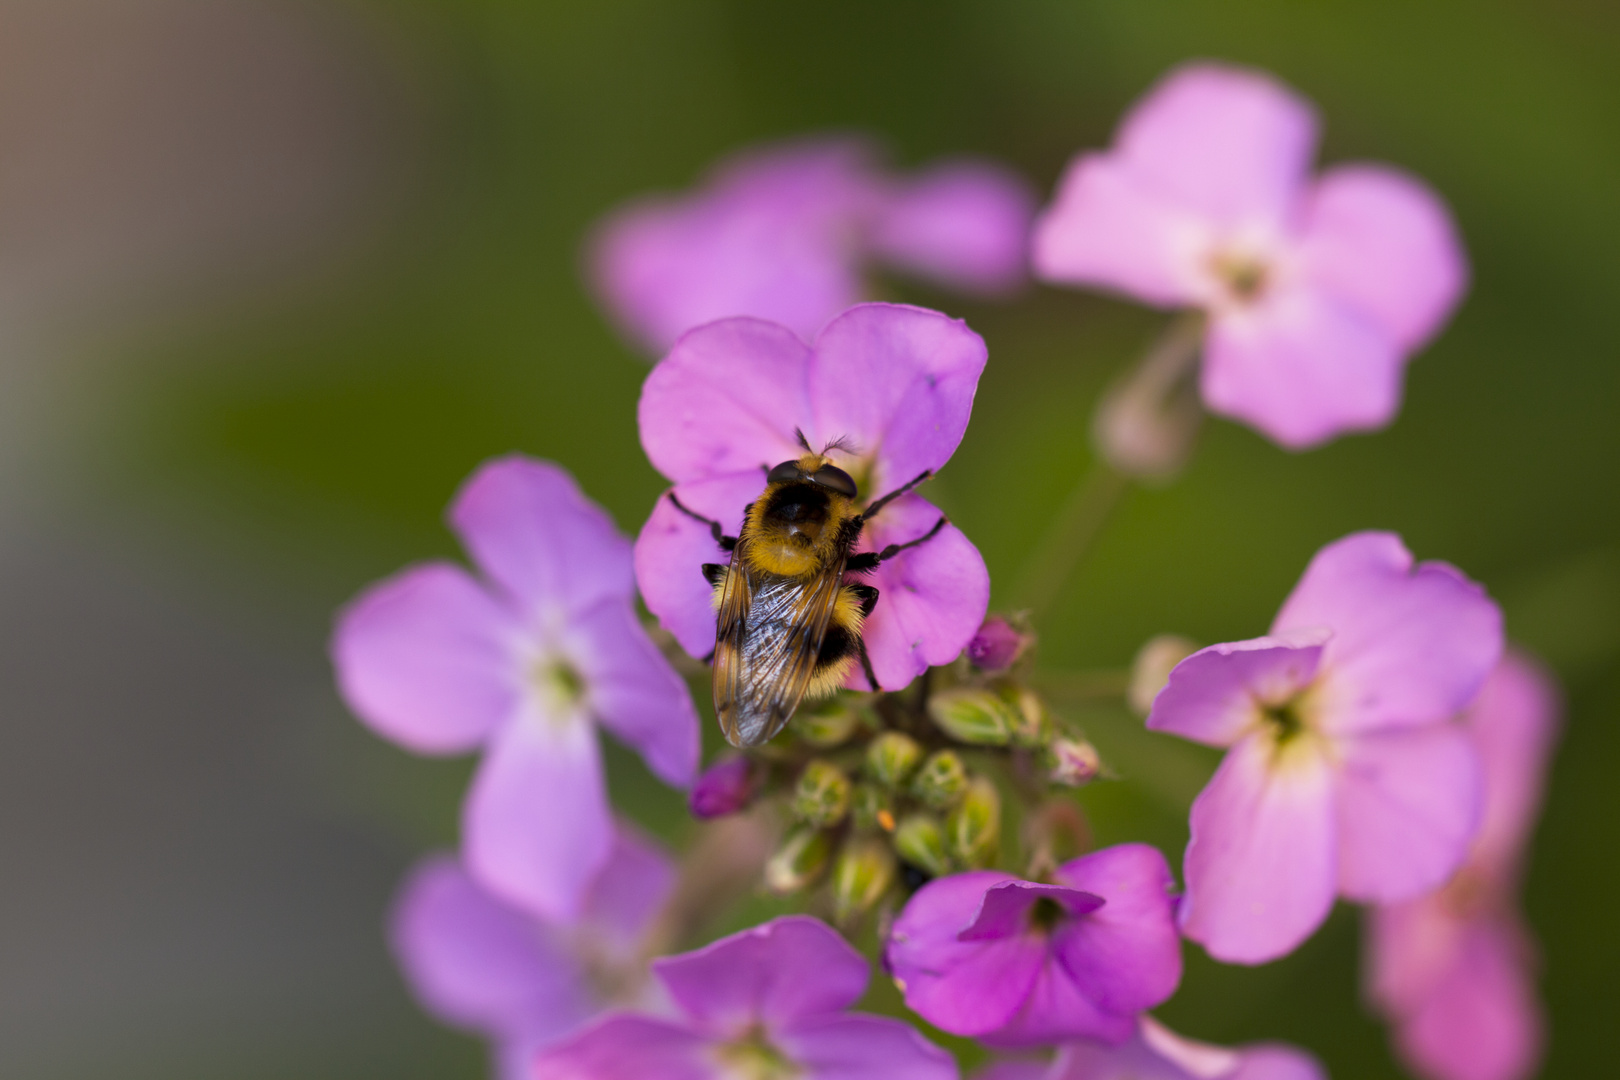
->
[1010, 461, 1131, 619]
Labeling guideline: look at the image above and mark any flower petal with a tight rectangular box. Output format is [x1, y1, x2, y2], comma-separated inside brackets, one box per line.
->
[1366, 892, 1469, 1017]
[1179, 731, 1337, 963]
[1146, 633, 1328, 748]
[331, 562, 518, 755]
[869, 159, 1034, 296]
[572, 598, 700, 787]
[1201, 287, 1405, 450]
[638, 317, 816, 485]
[959, 881, 1103, 941]
[1229, 1046, 1331, 1080]
[779, 1014, 961, 1080]
[449, 456, 634, 617]
[587, 138, 876, 354]
[633, 473, 764, 659]
[532, 1013, 718, 1080]
[852, 494, 990, 692]
[975, 1063, 1050, 1080]
[463, 712, 614, 923]
[387, 855, 589, 1041]
[579, 824, 679, 957]
[1048, 1017, 1329, 1080]
[1392, 920, 1543, 1080]
[1032, 154, 1208, 306]
[1112, 62, 1318, 227]
[887, 871, 1043, 1037]
[654, 915, 869, 1036]
[1271, 532, 1503, 736]
[1465, 651, 1562, 885]
[1299, 164, 1467, 351]
[978, 958, 1135, 1048]
[1051, 844, 1183, 1016]
[808, 303, 989, 496]
[1335, 724, 1482, 903]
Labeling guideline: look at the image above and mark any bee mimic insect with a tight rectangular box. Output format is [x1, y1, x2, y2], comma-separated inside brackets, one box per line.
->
[667, 431, 946, 748]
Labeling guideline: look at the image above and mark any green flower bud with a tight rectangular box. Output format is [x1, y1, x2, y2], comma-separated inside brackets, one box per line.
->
[892, 813, 953, 878]
[791, 699, 861, 748]
[831, 836, 897, 922]
[948, 777, 1002, 869]
[926, 688, 1015, 746]
[866, 731, 924, 789]
[1007, 687, 1051, 749]
[1048, 737, 1102, 787]
[792, 760, 851, 828]
[763, 825, 833, 894]
[850, 783, 896, 833]
[910, 750, 969, 810]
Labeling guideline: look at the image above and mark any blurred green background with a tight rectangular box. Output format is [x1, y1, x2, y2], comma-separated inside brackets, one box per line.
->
[7, 0, 1616, 1076]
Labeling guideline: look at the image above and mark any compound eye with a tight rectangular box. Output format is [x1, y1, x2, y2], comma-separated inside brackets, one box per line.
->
[812, 464, 857, 498]
[767, 460, 803, 485]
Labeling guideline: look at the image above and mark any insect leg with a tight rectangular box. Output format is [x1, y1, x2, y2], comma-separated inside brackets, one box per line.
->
[845, 515, 949, 571]
[847, 582, 880, 617]
[702, 563, 727, 587]
[666, 491, 737, 551]
[856, 635, 880, 692]
[862, 469, 933, 520]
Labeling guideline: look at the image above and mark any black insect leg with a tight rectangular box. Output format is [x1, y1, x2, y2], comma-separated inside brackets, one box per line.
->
[666, 491, 737, 551]
[862, 469, 933, 520]
[848, 582, 880, 617]
[845, 515, 948, 572]
[856, 636, 881, 692]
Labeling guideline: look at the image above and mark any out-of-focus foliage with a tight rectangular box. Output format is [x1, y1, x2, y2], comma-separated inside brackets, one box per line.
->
[100, 0, 1619, 1076]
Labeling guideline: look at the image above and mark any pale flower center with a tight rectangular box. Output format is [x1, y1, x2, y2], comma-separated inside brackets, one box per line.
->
[713, 1029, 802, 1080]
[531, 655, 587, 720]
[1207, 249, 1273, 306]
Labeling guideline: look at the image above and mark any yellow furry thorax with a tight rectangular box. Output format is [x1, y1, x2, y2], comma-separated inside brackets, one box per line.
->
[739, 453, 860, 580]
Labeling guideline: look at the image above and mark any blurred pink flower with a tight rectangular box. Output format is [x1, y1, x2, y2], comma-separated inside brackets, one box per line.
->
[634, 302, 991, 692]
[590, 136, 1034, 354]
[977, 1016, 1326, 1080]
[1148, 532, 1502, 963]
[1366, 651, 1560, 1080]
[389, 826, 675, 1080]
[1034, 62, 1467, 449]
[332, 456, 699, 922]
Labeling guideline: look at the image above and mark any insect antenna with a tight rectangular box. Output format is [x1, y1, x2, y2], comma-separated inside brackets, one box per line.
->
[793, 427, 814, 453]
[820, 434, 860, 457]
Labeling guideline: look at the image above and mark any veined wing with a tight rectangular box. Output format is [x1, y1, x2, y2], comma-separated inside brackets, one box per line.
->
[714, 541, 847, 748]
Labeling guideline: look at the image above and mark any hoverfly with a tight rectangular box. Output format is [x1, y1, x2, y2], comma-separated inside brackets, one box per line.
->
[668, 432, 945, 748]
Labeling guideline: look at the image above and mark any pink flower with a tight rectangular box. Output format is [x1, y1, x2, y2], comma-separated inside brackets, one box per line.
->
[389, 826, 675, 1080]
[1034, 62, 1467, 449]
[975, 1016, 1325, 1080]
[1365, 651, 1560, 1080]
[885, 844, 1182, 1046]
[634, 302, 991, 692]
[534, 915, 958, 1079]
[1147, 531, 1502, 963]
[590, 135, 1034, 354]
[332, 456, 699, 922]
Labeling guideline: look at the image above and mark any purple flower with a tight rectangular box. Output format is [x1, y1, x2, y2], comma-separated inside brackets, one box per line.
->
[1034, 62, 1467, 449]
[885, 844, 1182, 1046]
[533, 914, 958, 1080]
[1366, 651, 1560, 1080]
[689, 756, 756, 819]
[634, 302, 991, 692]
[1037, 1016, 1327, 1080]
[967, 615, 1029, 672]
[332, 456, 700, 921]
[590, 135, 1034, 355]
[389, 825, 676, 1080]
[1147, 531, 1502, 963]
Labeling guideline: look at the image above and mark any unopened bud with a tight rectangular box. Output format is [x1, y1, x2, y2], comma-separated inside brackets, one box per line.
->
[1007, 688, 1051, 749]
[948, 777, 1002, 869]
[831, 836, 897, 922]
[1128, 634, 1199, 716]
[791, 699, 861, 748]
[1093, 314, 1204, 480]
[850, 783, 896, 833]
[927, 688, 1015, 746]
[966, 616, 1030, 672]
[688, 757, 754, 820]
[764, 825, 833, 894]
[1048, 737, 1102, 787]
[893, 813, 953, 878]
[793, 760, 851, 828]
[910, 750, 969, 810]
[866, 732, 923, 789]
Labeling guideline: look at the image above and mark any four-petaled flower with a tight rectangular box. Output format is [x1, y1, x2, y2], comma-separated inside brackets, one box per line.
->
[389, 825, 675, 1080]
[591, 135, 1034, 355]
[1034, 62, 1467, 449]
[634, 302, 992, 692]
[534, 914, 959, 1079]
[1147, 530, 1503, 963]
[332, 456, 699, 922]
[976, 1016, 1327, 1080]
[1366, 651, 1560, 1080]
[886, 844, 1182, 1046]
